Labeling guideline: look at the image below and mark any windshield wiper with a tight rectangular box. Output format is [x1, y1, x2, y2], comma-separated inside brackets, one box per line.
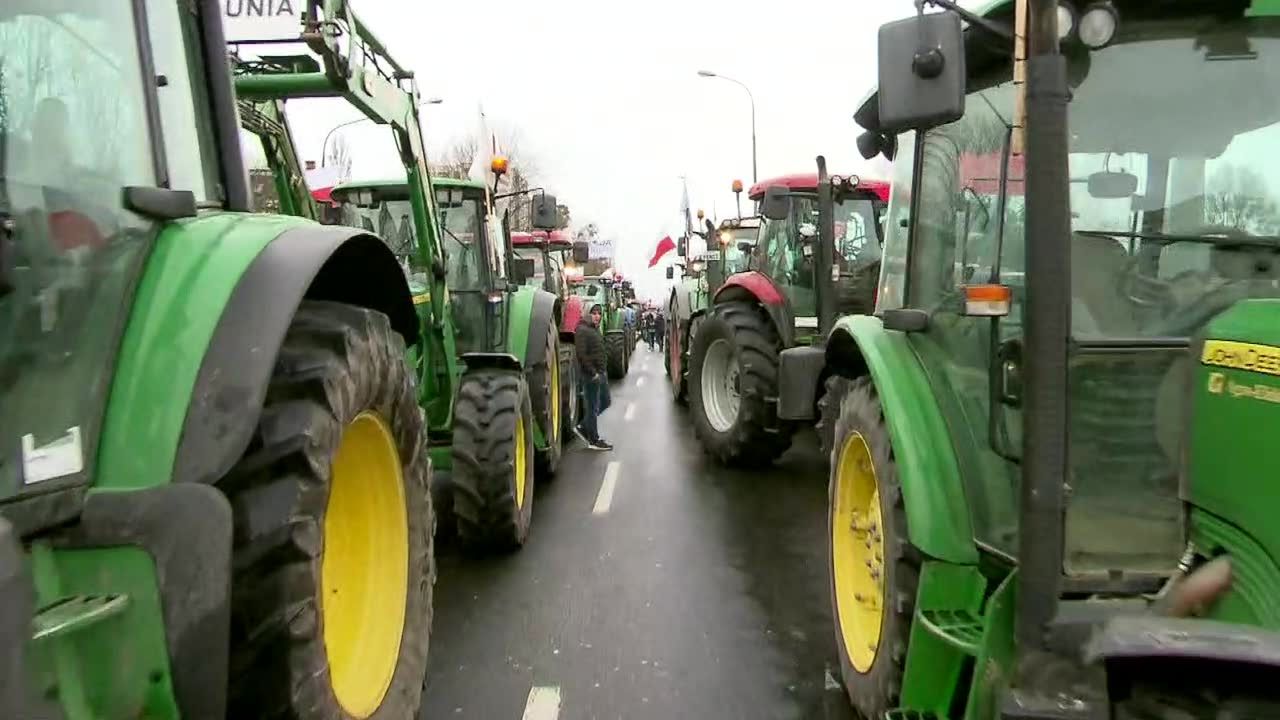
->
[1076, 229, 1280, 247]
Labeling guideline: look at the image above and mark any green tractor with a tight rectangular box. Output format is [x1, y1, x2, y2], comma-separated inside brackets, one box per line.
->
[322, 172, 571, 533]
[0, 0, 436, 717]
[571, 274, 633, 379]
[686, 171, 888, 465]
[780, 1, 1280, 717]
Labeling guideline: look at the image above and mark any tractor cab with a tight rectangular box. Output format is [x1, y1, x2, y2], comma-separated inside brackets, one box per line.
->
[716, 216, 762, 277]
[511, 230, 572, 295]
[746, 173, 889, 339]
[330, 178, 506, 355]
[817, 2, 1280, 717]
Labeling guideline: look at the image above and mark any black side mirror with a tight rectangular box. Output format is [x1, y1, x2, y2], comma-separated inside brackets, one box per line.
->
[761, 186, 790, 221]
[677, 236, 688, 256]
[511, 257, 537, 284]
[588, 285, 599, 297]
[877, 11, 966, 132]
[572, 240, 590, 263]
[1087, 171, 1139, 199]
[532, 193, 559, 230]
[665, 266, 675, 279]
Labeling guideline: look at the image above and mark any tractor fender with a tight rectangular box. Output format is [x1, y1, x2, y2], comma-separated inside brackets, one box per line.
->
[713, 271, 794, 347]
[460, 352, 522, 373]
[522, 288, 560, 369]
[505, 286, 557, 368]
[824, 314, 977, 565]
[173, 222, 418, 487]
[561, 294, 584, 340]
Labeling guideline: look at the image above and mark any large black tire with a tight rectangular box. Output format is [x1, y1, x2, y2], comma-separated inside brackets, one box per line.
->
[527, 322, 563, 479]
[827, 377, 918, 719]
[451, 370, 537, 551]
[560, 344, 579, 447]
[688, 301, 793, 466]
[604, 332, 627, 380]
[816, 375, 850, 463]
[667, 318, 687, 404]
[222, 300, 433, 720]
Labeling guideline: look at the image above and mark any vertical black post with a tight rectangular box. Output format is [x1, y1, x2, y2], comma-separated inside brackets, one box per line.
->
[1017, 0, 1072, 652]
[815, 156, 837, 334]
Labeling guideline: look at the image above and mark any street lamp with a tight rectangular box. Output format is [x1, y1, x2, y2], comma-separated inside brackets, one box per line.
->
[321, 96, 443, 167]
[696, 70, 757, 184]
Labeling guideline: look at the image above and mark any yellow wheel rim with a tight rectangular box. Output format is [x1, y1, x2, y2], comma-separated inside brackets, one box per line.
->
[550, 343, 561, 444]
[514, 412, 527, 508]
[321, 411, 409, 718]
[831, 432, 885, 673]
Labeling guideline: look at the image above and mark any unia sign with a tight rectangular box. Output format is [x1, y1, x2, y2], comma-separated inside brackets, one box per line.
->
[223, 0, 301, 43]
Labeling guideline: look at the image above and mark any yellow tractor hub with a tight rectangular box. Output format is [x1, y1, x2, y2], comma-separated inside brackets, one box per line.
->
[831, 432, 885, 673]
[515, 413, 528, 508]
[321, 411, 409, 718]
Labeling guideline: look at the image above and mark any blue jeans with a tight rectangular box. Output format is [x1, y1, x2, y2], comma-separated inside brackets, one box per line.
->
[578, 373, 611, 442]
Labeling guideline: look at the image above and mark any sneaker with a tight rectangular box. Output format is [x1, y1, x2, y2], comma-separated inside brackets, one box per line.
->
[573, 427, 591, 445]
[590, 439, 614, 451]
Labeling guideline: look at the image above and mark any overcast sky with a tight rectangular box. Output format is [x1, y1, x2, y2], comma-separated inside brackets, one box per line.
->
[237, 0, 942, 301]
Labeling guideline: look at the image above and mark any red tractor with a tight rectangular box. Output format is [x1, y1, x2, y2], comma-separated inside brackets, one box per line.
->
[687, 164, 889, 465]
[511, 229, 590, 441]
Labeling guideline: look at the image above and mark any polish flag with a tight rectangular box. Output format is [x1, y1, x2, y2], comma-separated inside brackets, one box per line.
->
[648, 235, 676, 268]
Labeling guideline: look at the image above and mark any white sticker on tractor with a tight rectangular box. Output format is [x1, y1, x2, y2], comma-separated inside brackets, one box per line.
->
[795, 316, 819, 329]
[22, 427, 84, 485]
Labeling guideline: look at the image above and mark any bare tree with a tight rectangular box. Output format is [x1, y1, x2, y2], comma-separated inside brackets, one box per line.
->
[1206, 164, 1280, 234]
[325, 134, 354, 182]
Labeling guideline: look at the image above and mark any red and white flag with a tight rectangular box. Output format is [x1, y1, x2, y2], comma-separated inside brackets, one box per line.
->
[648, 235, 676, 268]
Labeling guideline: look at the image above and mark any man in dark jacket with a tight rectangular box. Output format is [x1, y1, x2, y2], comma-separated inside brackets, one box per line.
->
[654, 311, 667, 353]
[574, 304, 613, 450]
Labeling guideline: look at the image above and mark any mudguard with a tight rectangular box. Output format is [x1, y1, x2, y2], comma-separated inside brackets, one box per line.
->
[95, 214, 418, 492]
[174, 224, 417, 486]
[519, 288, 559, 368]
[714, 271, 794, 348]
[825, 314, 977, 565]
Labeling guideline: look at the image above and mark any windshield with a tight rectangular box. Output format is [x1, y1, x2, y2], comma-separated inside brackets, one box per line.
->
[0, 5, 156, 497]
[722, 225, 758, 274]
[436, 194, 486, 292]
[834, 196, 883, 266]
[341, 198, 417, 258]
[514, 246, 545, 287]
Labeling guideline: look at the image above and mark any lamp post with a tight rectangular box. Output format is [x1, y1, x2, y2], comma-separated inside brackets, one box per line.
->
[321, 97, 443, 167]
[696, 70, 757, 183]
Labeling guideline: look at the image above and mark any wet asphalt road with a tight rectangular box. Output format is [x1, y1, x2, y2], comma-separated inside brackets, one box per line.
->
[421, 345, 859, 720]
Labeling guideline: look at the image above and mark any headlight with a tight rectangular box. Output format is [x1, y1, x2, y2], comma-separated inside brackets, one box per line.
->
[1079, 2, 1118, 49]
[1056, 2, 1078, 42]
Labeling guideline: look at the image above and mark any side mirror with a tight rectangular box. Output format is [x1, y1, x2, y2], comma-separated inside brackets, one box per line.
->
[532, 193, 559, 230]
[665, 266, 675, 279]
[677, 236, 688, 256]
[738, 241, 754, 255]
[761, 186, 791, 221]
[857, 131, 898, 161]
[877, 11, 966, 132]
[572, 240, 590, 263]
[588, 285, 599, 297]
[1088, 171, 1139, 199]
[511, 257, 537, 284]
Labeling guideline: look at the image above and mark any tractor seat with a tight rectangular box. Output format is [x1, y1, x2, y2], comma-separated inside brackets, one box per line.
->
[1070, 233, 1139, 338]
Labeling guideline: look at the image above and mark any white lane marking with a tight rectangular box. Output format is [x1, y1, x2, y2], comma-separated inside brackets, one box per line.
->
[636, 376, 646, 387]
[592, 461, 621, 515]
[624, 402, 636, 421]
[521, 686, 561, 720]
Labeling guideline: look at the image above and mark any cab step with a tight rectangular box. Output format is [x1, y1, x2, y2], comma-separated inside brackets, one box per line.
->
[916, 608, 984, 656]
[33, 594, 129, 642]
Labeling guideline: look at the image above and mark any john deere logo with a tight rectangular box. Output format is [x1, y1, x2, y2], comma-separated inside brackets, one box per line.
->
[1208, 372, 1226, 394]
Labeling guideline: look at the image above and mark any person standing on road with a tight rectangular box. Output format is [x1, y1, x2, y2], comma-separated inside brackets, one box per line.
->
[574, 303, 613, 450]
[654, 311, 667, 353]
